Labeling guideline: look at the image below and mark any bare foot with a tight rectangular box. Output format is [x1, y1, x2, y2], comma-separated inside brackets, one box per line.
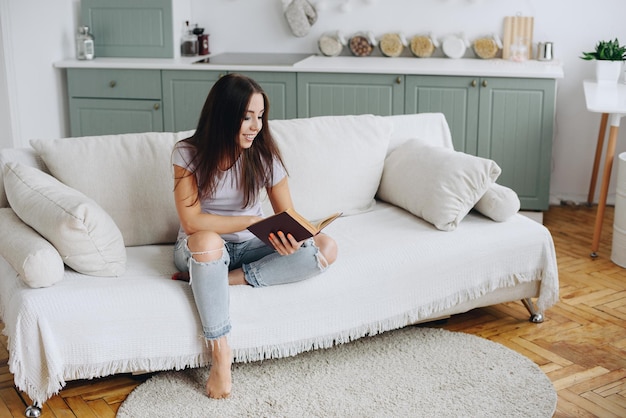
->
[207, 338, 232, 399]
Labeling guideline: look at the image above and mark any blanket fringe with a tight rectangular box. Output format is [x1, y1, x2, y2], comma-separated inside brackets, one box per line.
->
[6, 269, 558, 405]
[8, 353, 211, 405]
[233, 270, 559, 363]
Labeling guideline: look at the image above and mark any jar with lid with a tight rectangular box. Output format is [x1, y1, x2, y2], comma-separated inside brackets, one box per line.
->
[441, 33, 469, 59]
[193, 26, 210, 56]
[180, 21, 198, 57]
[409, 33, 437, 58]
[473, 33, 502, 59]
[318, 31, 346, 57]
[348, 31, 375, 57]
[379, 33, 406, 58]
[76, 26, 95, 60]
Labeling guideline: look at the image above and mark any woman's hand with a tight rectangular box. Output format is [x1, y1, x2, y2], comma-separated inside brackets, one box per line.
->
[269, 231, 303, 256]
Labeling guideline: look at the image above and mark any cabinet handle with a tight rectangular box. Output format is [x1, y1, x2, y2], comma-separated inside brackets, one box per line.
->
[153, 103, 160, 110]
[482, 80, 488, 87]
[396, 76, 402, 84]
[109, 80, 117, 88]
[471, 80, 477, 87]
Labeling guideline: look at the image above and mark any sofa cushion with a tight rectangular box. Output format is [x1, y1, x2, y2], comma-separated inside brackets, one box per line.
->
[269, 115, 392, 221]
[0, 208, 65, 288]
[377, 139, 501, 231]
[474, 183, 520, 222]
[3, 162, 126, 276]
[30, 131, 193, 246]
[0, 147, 48, 209]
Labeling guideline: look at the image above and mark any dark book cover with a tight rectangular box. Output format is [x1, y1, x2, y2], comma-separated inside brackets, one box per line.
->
[248, 208, 341, 247]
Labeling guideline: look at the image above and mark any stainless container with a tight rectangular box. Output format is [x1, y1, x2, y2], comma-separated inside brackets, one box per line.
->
[537, 42, 553, 61]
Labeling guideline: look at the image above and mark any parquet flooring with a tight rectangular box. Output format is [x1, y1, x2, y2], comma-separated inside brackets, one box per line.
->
[0, 204, 625, 417]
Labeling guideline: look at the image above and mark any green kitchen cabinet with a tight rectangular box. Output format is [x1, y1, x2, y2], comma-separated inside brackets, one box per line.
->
[297, 73, 405, 118]
[162, 70, 223, 133]
[405, 75, 556, 210]
[80, 0, 174, 58]
[240, 71, 297, 121]
[67, 69, 163, 136]
[405, 76, 479, 154]
[162, 70, 297, 132]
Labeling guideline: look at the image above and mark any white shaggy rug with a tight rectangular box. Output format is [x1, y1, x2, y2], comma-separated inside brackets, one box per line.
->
[117, 326, 556, 417]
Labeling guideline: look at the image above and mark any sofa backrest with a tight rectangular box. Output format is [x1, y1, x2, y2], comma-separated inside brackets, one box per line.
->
[385, 113, 454, 154]
[0, 113, 452, 245]
[28, 130, 194, 246]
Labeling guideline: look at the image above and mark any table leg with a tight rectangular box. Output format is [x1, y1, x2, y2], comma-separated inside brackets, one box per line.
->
[588, 113, 609, 205]
[591, 123, 620, 257]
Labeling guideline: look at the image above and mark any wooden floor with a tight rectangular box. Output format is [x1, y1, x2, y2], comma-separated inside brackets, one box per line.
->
[1, 204, 625, 417]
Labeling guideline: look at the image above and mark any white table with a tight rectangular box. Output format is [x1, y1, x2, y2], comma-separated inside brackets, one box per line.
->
[583, 80, 626, 257]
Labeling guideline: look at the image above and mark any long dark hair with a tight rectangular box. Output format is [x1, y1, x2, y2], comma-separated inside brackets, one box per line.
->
[175, 73, 286, 208]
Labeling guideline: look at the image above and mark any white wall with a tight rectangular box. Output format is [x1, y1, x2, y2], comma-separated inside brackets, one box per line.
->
[0, 0, 15, 149]
[2, 0, 626, 204]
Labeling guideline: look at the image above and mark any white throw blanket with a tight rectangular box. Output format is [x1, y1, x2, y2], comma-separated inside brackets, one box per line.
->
[0, 204, 558, 404]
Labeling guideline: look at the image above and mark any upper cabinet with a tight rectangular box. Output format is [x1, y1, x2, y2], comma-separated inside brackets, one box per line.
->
[80, 0, 174, 58]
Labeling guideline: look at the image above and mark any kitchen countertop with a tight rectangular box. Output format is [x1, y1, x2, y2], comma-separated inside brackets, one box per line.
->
[54, 53, 564, 79]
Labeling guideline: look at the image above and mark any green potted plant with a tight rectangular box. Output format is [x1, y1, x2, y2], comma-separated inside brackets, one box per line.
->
[581, 38, 626, 83]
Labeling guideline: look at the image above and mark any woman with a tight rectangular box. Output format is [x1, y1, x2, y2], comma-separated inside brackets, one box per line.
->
[172, 73, 338, 399]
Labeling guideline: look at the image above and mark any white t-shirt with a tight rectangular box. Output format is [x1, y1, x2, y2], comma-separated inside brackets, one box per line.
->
[172, 141, 286, 243]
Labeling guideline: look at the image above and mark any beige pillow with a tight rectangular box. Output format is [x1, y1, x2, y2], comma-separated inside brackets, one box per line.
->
[0, 208, 65, 288]
[3, 163, 126, 276]
[377, 139, 501, 231]
[474, 183, 520, 222]
[0, 147, 48, 209]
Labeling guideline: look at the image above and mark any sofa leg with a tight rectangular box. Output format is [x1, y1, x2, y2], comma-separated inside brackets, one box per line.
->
[521, 298, 544, 323]
[25, 403, 41, 417]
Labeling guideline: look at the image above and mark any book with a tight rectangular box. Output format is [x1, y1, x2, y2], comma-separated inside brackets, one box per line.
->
[248, 208, 342, 247]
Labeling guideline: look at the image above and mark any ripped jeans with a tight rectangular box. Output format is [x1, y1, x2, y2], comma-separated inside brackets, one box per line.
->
[173, 236, 327, 340]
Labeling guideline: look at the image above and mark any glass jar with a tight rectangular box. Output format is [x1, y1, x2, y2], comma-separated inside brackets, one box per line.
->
[76, 26, 95, 60]
[379, 33, 406, 58]
[509, 37, 528, 62]
[409, 34, 436, 58]
[180, 22, 198, 57]
[473, 34, 501, 59]
[318, 31, 346, 57]
[348, 32, 375, 57]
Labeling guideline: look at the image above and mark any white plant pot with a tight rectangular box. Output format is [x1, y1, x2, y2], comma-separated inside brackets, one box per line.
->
[596, 60, 623, 84]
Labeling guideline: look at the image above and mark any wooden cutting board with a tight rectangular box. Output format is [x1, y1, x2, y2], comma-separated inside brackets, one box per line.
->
[502, 16, 534, 60]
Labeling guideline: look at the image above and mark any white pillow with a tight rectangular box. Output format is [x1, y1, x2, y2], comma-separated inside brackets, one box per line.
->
[474, 183, 520, 222]
[30, 131, 188, 246]
[3, 162, 126, 276]
[0, 208, 65, 288]
[0, 147, 48, 209]
[377, 139, 501, 231]
[269, 115, 392, 221]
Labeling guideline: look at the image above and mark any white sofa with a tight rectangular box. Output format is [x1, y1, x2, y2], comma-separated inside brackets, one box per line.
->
[0, 113, 558, 413]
